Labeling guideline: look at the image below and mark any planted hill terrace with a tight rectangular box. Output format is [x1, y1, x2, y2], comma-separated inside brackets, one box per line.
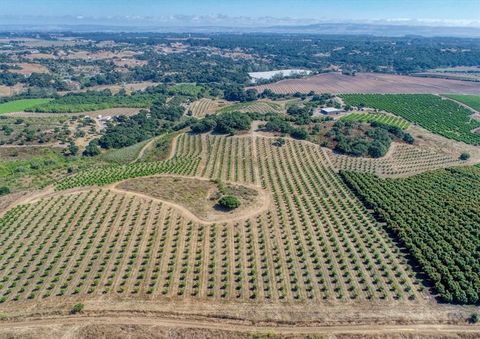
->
[187, 98, 228, 117]
[341, 94, 480, 145]
[444, 94, 480, 112]
[56, 156, 200, 190]
[0, 134, 424, 304]
[341, 167, 480, 304]
[217, 101, 282, 115]
[340, 113, 410, 130]
[325, 143, 461, 178]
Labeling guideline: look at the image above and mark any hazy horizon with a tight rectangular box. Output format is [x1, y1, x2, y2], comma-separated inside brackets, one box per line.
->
[1, 0, 479, 29]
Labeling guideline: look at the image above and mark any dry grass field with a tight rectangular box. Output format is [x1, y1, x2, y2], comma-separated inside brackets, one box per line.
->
[252, 72, 480, 94]
[9, 62, 49, 75]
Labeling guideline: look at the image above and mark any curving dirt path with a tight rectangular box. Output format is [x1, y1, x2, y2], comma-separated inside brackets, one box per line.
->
[133, 137, 157, 163]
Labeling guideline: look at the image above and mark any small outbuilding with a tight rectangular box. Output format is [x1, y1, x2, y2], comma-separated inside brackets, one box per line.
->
[320, 107, 344, 115]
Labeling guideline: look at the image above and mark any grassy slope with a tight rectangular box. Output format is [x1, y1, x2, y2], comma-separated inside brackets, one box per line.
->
[0, 99, 52, 114]
[444, 94, 480, 111]
[100, 139, 151, 164]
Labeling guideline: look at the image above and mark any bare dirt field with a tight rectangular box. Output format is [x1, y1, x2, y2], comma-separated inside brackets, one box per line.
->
[252, 72, 480, 94]
[0, 84, 24, 97]
[9, 63, 49, 75]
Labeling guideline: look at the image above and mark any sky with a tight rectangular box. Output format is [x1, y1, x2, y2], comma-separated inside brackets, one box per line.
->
[1, 0, 479, 27]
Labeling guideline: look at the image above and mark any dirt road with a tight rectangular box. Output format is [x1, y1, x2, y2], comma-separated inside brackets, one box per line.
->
[0, 313, 478, 338]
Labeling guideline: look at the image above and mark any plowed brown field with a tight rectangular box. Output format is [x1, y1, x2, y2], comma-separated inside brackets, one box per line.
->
[252, 72, 480, 94]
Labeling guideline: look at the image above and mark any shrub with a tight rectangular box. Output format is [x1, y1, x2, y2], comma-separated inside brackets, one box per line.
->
[0, 187, 10, 196]
[470, 313, 479, 324]
[71, 303, 84, 314]
[218, 195, 241, 210]
[459, 152, 471, 161]
[290, 128, 308, 140]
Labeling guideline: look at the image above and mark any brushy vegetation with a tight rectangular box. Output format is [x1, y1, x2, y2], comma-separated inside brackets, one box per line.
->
[342, 167, 480, 304]
[191, 111, 252, 135]
[218, 195, 241, 209]
[341, 94, 480, 145]
[0, 99, 52, 114]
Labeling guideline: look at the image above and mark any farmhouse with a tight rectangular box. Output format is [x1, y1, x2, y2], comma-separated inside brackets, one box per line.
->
[320, 107, 344, 115]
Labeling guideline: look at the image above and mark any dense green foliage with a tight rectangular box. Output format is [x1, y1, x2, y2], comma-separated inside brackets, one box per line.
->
[97, 94, 190, 149]
[328, 121, 413, 158]
[444, 95, 480, 111]
[0, 99, 52, 114]
[28, 88, 166, 113]
[0, 186, 10, 196]
[191, 111, 251, 135]
[341, 112, 410, 130]
[218, 195, 241, 209]
[342, 167, 480, 304]
[341, 94, 480, 145]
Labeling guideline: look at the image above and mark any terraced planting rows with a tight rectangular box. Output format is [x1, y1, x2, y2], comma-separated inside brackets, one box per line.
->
[188, 98, 226, 117]
[56, 157, 200, 190]
[173, 134, 258, 184]
[218, 101, 282, 114]
[325, 144, 461, 177]
[0, 134, 424, 304]
[342, 167, 480, 304]
[340, 113, 410, 130]
[341, 94, 480, 145]
[444, 94, 480, 111]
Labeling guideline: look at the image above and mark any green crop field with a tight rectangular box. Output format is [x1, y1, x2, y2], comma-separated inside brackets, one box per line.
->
[444, 94, 480, 111]
[341, 112, 410, 130]
[341, 167, 480, 304]
[0, 99, 52, 114]
[341, 94, 480, 145]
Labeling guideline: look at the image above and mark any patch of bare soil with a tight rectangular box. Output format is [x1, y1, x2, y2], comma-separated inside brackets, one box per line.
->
[407, 125, 480, 163]
[0, 84, 24, 97]
[0, 191, 27, 214]
[9, 63, 49, 75]
[115, 175, 267, 223]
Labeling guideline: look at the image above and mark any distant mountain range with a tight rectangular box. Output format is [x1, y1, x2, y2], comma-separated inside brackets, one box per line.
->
[0, 16, 479, 38]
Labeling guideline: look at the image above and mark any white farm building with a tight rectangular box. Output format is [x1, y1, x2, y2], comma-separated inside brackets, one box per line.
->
[248, 69, 311, 83]
[320, 107, 344, 115]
